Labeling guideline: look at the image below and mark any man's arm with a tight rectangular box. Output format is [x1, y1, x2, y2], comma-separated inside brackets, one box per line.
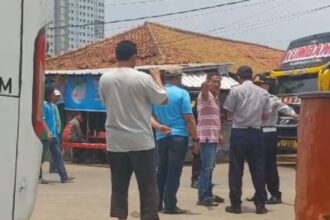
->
[99, 79, 106, 105]
[149, 69, 168, 105]
[262, 93, 271, 121]
[42, 120, 53, 140]
[262, 113, 269, 121]
[150, 116, 171, 135]
[183, 114, 200, 154]
[223, 89, 236, 116]
[201, 81, 211, 102]
[276, 98, 299, 120]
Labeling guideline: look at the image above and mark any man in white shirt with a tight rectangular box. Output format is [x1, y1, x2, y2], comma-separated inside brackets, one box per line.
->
[99, 40, 167, 220]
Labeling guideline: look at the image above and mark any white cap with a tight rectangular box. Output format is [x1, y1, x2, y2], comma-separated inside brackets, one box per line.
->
[54, 89, 61, 96]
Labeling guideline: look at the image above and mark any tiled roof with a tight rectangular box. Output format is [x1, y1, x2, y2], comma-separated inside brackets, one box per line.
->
[46, 22, 284, 73]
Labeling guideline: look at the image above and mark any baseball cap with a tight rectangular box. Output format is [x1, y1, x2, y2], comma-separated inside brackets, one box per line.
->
[54, 89, 61, 96]
[164, 68, 183, 78]
[253, 74, 271, 85]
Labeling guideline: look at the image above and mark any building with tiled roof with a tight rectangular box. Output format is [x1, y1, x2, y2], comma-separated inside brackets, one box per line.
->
[46, 22, 284, 73]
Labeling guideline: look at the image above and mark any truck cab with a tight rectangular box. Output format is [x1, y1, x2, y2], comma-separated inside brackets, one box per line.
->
[270, 32, 330, 151]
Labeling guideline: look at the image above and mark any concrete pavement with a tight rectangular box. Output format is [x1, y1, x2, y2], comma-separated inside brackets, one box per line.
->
[31, 163, 295, 220]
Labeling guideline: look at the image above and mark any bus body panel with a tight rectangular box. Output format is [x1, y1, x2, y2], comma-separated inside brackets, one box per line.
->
[0, 98, 20, 220]
[0, 0, 50, 219]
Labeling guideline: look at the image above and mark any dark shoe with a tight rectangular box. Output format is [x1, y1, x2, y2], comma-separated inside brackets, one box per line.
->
[213, 195, 224, 203]
[197, 199, 219, 207]
[61, 176, 75, 183]
[246, 195, 255, 202]
[225, 206, 242, 214]
[38, 178, 48, 184]
[162, 207, 187, 214]
[190, 181, 198, 189]
[266, 196, 282, 204]
[256, 206, 268, 214]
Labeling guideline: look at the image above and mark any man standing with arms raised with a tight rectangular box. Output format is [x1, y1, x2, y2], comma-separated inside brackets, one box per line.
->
[99, 40, 168, 220]
[197, 72, 225, 207]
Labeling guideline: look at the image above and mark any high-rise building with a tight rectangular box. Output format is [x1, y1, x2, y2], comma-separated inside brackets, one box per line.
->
[47, 0, 105, 56]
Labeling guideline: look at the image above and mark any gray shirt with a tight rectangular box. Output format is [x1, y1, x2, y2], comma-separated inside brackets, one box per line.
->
[263, 94, 295, 127]
[69, 118, 83, 142]
[224, 80, 271, 129]
[99, 67, 167, 152]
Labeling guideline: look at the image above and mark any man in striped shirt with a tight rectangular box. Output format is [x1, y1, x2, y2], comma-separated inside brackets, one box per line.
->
[196, 72, 224, 207]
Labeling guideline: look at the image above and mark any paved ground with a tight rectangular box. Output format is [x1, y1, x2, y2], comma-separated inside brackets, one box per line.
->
[31, 162, 295, 220]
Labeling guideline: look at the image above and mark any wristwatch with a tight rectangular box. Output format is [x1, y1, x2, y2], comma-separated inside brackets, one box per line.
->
[192, 138, 200, 143]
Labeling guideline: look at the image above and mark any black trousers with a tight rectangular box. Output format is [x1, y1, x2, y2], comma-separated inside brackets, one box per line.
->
[191, 153, 201, 183]
[262, 131, 281, 198]
[229, 128, 266, 208]
[107, 149, 159, 220]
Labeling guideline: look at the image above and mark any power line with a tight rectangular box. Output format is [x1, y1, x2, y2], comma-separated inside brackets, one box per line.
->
[154, 2, 330, 48]
[104, 0, 171, 7]
[103, 0, 277, 32]
[208, 0, 292, 33]
[222, 3, 330, 36]
[212, 9, 306, 34]
[50, 0, 253, 30]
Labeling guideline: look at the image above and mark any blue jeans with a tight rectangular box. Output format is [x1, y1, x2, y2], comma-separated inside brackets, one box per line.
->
[198, 143, 217, 201]
[157, 135, 188, 210]
[41, 138, 68, 181]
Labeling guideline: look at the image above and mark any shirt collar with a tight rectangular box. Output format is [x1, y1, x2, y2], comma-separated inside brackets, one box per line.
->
[242, 80, 253, 85]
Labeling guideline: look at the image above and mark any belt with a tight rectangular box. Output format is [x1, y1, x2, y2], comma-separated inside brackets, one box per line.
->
[233, 127, 260, 130]
[262, 127, 277, 133]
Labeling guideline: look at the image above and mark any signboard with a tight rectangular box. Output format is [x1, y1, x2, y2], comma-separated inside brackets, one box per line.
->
[282, 43, 330, 66]
[65, 75, 105, 111]
[280, 33, 330, 70]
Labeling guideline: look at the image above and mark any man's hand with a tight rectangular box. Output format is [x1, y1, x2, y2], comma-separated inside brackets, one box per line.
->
[159, 125, 171, 135]
[192, 142, 200, 155]
[291, 113, 299, 121]
[47, 132, 53, 140]
[218, 134, 224, 144]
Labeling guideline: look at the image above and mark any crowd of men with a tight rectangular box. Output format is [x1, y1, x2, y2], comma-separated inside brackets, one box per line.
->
[98, 40, 299, 220]
[40, 39, 298, 220]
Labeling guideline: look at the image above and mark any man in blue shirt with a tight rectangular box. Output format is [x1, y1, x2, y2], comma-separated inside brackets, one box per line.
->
[40, 86, 74, 184]
[152, 68, 199, 214]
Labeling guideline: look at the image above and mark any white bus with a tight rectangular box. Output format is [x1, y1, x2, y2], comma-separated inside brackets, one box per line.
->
[0, 0, 50, 219]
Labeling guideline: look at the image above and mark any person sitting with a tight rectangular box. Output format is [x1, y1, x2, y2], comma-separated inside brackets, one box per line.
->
[63, 113, 86, 163]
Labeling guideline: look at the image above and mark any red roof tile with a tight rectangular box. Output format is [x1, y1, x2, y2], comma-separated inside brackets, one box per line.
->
[46, 22, 284, 73]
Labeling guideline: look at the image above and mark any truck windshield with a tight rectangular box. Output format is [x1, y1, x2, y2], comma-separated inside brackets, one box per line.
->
[277, 75, 318, 94]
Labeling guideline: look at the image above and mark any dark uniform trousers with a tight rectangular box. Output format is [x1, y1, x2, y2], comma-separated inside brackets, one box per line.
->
[229, 128, 267, 208]
[262, 131, 281, 198]
[191, 153, 201, 183]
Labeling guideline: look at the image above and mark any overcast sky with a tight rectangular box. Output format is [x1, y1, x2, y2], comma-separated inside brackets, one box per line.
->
[104, 0, 329, 50]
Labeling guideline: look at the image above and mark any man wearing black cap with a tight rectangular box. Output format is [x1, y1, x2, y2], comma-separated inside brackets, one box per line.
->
[245, 74, 298, 204]
[223, 66, 271, 214]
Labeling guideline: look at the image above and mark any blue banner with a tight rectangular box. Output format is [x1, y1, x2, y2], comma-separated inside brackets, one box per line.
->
[65, 75, 105, 112]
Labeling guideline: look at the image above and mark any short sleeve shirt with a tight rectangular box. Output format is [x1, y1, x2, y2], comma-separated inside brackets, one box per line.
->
[152, 84, 192, 140]
[99, 67, 167, 152]
[197, 92, 221, 143]
[224, 80, 271, 128]
[43, 101, 57, 138]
